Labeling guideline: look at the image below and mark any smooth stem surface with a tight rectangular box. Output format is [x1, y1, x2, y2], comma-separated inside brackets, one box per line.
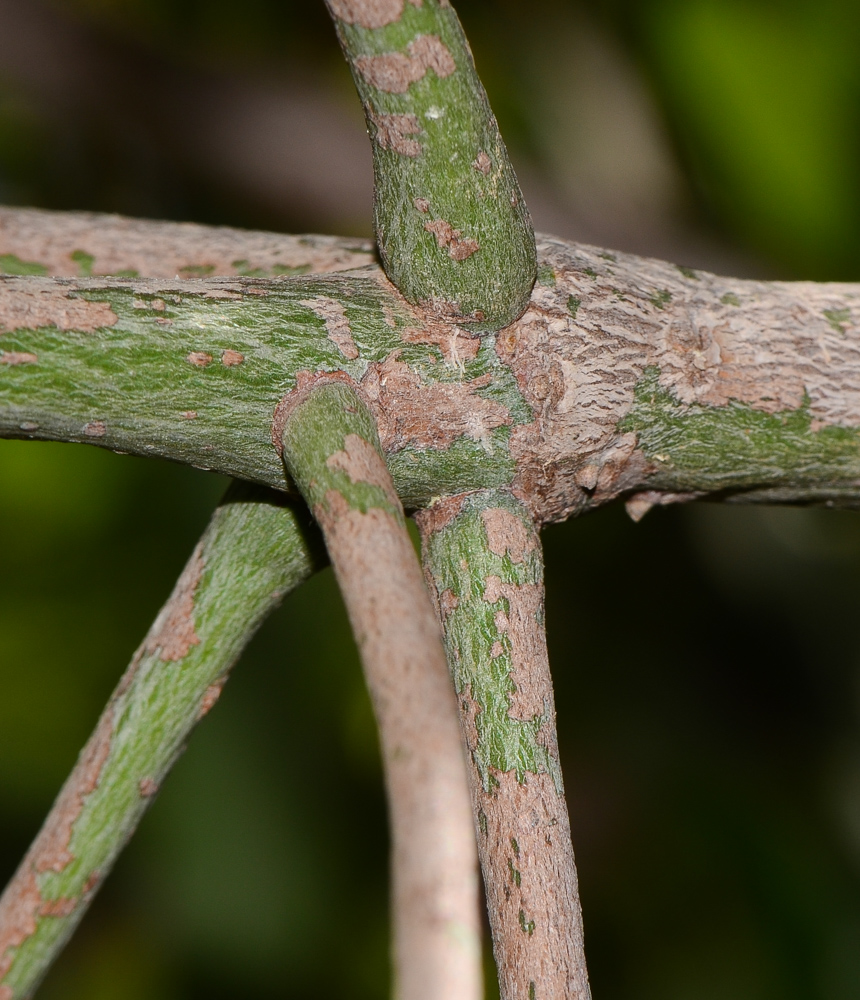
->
[280, 377, 481, 1000]
[324, 0, 536, 331]
[0, 483, 323, 1000]
[417, 489, 591, 1000]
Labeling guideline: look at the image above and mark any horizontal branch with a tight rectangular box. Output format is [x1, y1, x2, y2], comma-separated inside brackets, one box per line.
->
[2, 209, 860, 520]
[0, 483, 323, 999]
[0, 206, 375, 279]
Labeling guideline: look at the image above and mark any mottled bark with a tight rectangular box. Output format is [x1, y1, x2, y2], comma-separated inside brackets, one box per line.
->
[0, 485, 323, 1000]
[3, 224, 860, 518]
[0, 206, 375, 279]
[323, 0, 536, 331]
[280, 378, 481, 1000]
[417, 490, 590, 1000]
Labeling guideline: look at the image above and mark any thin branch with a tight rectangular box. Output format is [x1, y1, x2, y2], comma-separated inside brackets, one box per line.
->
[323, 0, 536, 331]
[279, 376, 481, 1000]
[417, 489, 590, 1000]
[0, 484, 324, 1000]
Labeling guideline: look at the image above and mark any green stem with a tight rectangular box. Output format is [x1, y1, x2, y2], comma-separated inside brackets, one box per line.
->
[417, 489, 591, 1000]
[280, 377, 481, 1000]
[0, 483, 323, 1000]
[324, 0, 536, 331]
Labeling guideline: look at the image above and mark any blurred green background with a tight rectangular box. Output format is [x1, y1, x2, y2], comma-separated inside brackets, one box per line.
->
[3, 1, 860, 998]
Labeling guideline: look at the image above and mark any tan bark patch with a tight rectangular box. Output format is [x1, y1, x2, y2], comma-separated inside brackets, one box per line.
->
[401, 322, 480, 364]
[199, 679, 226, 719]
[423, 219, 480, 262]
[0, 351, 37, 365]
[413, 494, 468, 537]
[472, 151, 492, 175]
[327, 433, 400, 507]
[328, 0, 404, 28]
[370, 112, 423, 157]
[186, 351, 213, 367]
[181, 410, 198, 419]
[481, 508, 536, 564]
[300, 296, 359, 360]
[356, 35, 456, 94]
[144, 544, 204, 662]
[413, 197, 431, 214]
[38, 898, 77, 918]
[221, 349, 244, 367]
[0, 283, 117, 333]
[138, 778, 159, 798]
[361, 354, 510, 452]
[83, 421, 106, 437]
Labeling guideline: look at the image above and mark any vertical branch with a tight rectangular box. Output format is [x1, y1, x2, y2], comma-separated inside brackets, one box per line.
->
[279, 376, 481, 1000]
[323, 0, 536, 331]
[0, 484, 323, 1000]
[417, 489, 591, 1000]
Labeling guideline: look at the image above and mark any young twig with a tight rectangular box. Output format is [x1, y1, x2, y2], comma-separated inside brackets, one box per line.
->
[417, 489, 591, 1000]
[0, 484, 323, 1000]
[323, 0, 536, 331]
[279, 377, 481, 1000]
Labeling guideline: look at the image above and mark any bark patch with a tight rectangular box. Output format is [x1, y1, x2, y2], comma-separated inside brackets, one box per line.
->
[145, 545, 204, 662]
[186, 352, 213, 367]
[0, 351, 37, 365]
[370, 112, 423, 157]
[472, 152, 492, 175]
[221, 350, 244, 367]
[83, 421, 106, 437]
[327, 433, 400, 507]
[481, 508, 536, 564]
[361, 355, 510, 452]
[301, 296, 359, 360]
[328, 0, 420, 28]
[0, 284, 117, 333]
[356, 35, 455, 93]
[199, 679, 226, 719]
[424, 219, 480, 262]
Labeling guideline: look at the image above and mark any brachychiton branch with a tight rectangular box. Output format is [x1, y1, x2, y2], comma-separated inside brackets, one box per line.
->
[280, 377, 481, 1000]
[323, 0, 536, 331]
[3, 219, 860, 519]
[417, 488, 590, 1000]
[0, 484, 324, 1000]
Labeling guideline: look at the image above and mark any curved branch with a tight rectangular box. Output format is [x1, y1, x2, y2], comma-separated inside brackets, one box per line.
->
[416, 489, 590, 1000]
[0, 484, 324, 1000]
[280, 377, 481, 1000]
[323, 0, 536, 331]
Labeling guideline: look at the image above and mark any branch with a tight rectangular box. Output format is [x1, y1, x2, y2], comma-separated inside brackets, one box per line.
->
[323, 0, 536, 331]
[0, 484, 323, 1000]
[279, 377, 480, 1000]
[0, 206, 375, 278]
[417, 489, 590, 1000]
[3, 223, 860, 516]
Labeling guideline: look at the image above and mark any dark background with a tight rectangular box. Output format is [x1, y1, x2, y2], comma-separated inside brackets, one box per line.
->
[2, 1, 860, 998]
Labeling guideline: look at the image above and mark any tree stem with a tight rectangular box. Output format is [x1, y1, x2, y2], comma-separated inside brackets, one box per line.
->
[323, 0, 536, 331]
[417, 489, 590, 1000]
[279, 376, 481, 1000]
[0, 483, 323, 1000]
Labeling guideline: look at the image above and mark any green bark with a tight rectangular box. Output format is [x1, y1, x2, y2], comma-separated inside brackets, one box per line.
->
[325, 0, 536, 331]
[417, 489, 590, 1000]
[0, 484, 323, 999]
